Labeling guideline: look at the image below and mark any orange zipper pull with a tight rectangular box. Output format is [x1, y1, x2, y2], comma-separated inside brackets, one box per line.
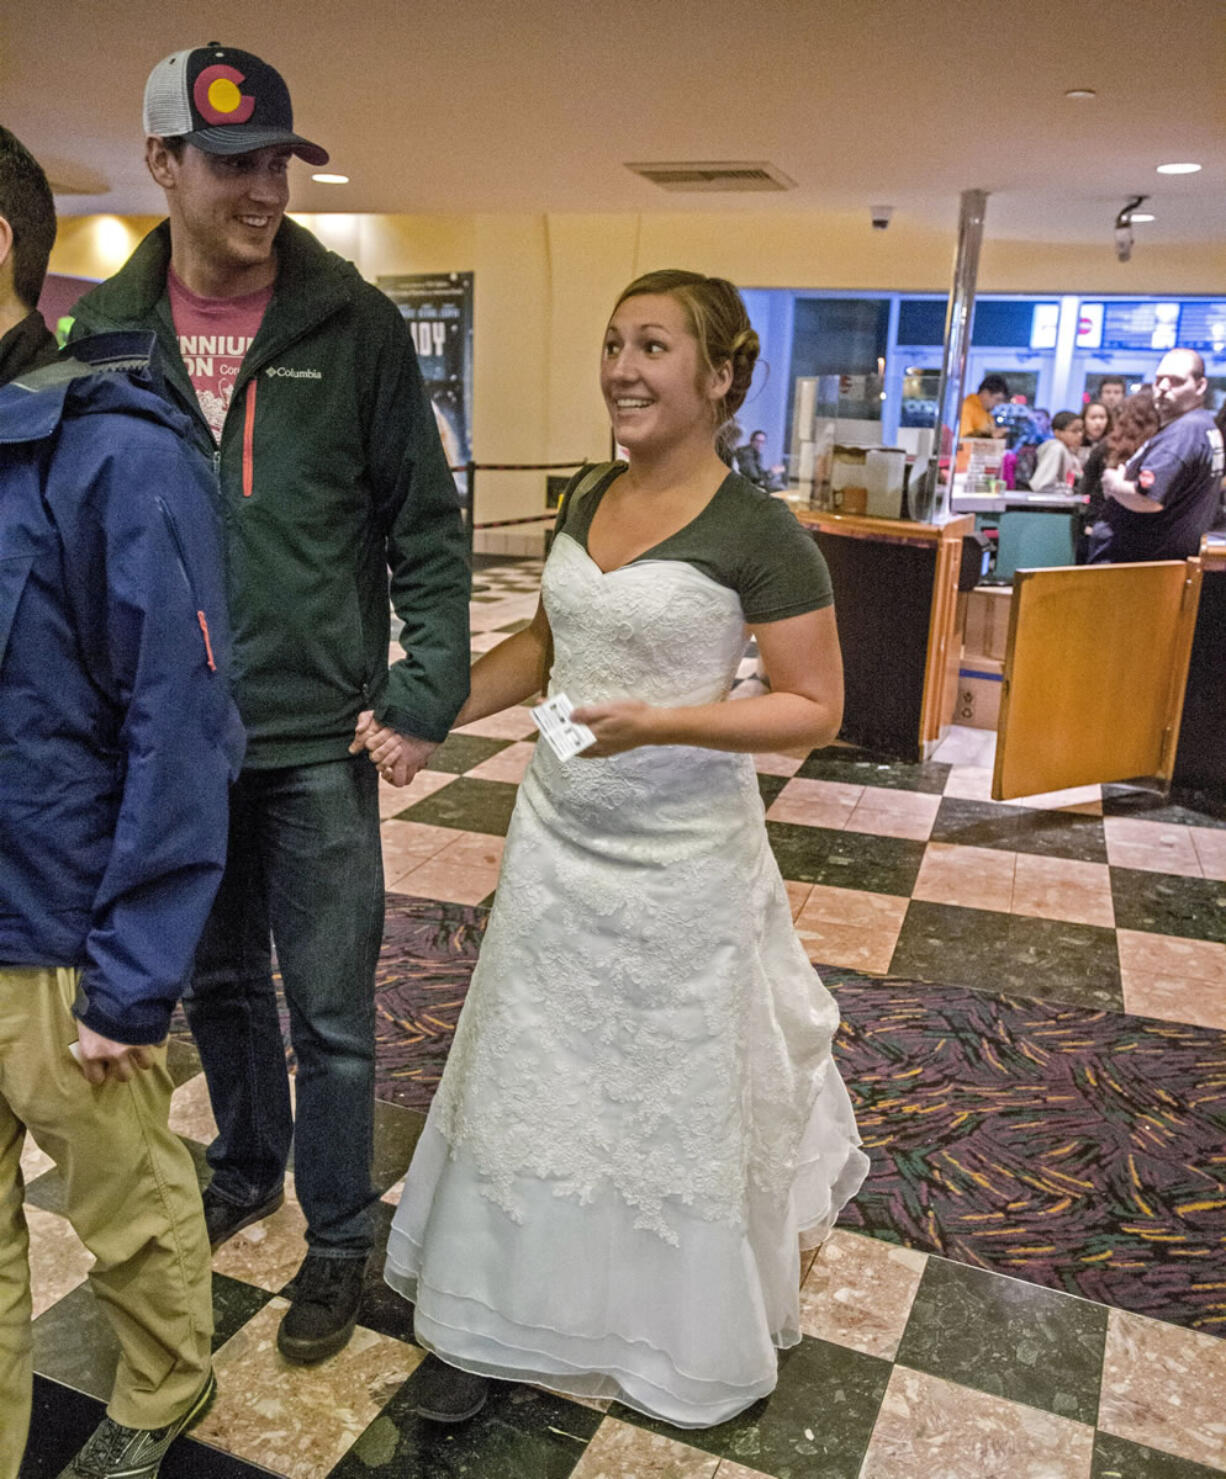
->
[197, 611, 217, 672]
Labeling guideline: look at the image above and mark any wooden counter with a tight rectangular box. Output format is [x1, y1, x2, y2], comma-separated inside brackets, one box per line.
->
[790, 508, 974, 759]
[1173, 535, 1226, 795]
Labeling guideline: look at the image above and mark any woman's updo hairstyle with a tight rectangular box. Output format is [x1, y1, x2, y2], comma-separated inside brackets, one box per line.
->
[613, 269, 760, 426]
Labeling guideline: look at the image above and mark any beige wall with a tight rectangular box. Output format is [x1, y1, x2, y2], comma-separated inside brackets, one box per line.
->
[51, 215, 162, 279]
[51, 208, 1226, 539]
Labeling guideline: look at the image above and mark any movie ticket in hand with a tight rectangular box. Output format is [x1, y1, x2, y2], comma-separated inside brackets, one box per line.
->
[531, 693, 597, 761]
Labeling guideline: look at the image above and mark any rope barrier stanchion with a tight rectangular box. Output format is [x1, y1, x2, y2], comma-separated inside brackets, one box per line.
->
[450, 462, 588, 474]
[463, 459, 482, 590]
[446, 460, 588, 567]
[472, 515, 556, 530]
[464, 459, 477, 555]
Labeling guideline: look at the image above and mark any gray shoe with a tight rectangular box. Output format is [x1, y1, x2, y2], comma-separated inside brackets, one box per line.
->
[57, 1370, 216, 1479]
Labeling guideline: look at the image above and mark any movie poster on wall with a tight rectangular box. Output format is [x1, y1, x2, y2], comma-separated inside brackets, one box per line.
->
[378, 271, 474, 496]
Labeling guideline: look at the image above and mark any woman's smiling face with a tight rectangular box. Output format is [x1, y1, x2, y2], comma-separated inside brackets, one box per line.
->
[600, 293, 727, 455]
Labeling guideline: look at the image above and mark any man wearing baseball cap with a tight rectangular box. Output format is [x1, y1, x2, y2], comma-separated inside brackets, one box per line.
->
[1089, 348, 1225, 563]
[72, 45, 471, 1369]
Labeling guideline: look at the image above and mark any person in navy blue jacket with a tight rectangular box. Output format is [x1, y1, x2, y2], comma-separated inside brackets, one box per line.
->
[0, 127, 243, 1479]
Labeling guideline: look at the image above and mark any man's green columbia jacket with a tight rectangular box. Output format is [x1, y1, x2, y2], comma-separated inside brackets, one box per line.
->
[71, 218, 470, 766]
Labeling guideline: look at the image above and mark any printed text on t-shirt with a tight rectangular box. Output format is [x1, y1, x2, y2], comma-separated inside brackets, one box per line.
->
[168, 269, 273, 443]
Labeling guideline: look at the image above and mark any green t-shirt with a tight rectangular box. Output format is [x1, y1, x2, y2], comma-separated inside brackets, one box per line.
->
[555, 464, 833, 624]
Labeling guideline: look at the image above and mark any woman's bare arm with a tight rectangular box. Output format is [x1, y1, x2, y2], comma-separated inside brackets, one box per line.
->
[452, 598, 553, 727]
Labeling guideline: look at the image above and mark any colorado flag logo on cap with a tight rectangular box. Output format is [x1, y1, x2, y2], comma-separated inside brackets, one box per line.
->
[143, 44, 329, 165]
[193, 64, 255, 125]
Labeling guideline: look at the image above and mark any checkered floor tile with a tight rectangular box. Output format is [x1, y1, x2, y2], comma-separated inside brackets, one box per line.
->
[22, 1086, 1226, 1477]
[21, 559, 1226, 1478]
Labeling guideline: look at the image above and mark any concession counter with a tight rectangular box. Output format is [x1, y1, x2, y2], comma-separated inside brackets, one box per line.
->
[1173, 533, 1226, 797]
[789, 508, 974, 760]
[790, 507, 1219, 807]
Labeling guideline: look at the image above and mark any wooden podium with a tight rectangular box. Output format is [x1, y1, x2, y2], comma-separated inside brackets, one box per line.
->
[791, 510, 973, 760]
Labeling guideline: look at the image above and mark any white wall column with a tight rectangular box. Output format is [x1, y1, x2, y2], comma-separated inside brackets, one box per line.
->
[1047, 295, 1082, 411]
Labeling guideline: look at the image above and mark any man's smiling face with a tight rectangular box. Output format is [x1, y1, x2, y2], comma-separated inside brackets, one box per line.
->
[156, 141, 291, 290]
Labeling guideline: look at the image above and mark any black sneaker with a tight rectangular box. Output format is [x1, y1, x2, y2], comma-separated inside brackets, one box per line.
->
[412, 1355, 490, 1423]
[56, 1369, 216, 1479]
[201, 1184, 284, 1250]
[276, 1252, 367, 1364]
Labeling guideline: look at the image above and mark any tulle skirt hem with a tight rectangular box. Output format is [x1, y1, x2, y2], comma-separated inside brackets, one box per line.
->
[384, 1072, 869, 1429]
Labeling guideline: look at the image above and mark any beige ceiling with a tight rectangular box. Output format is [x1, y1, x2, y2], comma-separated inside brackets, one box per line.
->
[5, 0, 1224, 245]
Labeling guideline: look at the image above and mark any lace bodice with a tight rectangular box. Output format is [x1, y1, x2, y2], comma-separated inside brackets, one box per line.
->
[545, 534, 749, 709]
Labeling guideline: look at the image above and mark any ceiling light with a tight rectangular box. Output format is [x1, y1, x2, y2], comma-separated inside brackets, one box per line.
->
[1064, 88, 1096, 99]
[312, 172, 349, 184]
[1129, 213, 1155, 223]
[1156, 162, 1201, 175]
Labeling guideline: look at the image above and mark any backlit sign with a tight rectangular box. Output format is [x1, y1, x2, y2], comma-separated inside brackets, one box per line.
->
[1075, 303, 1103, 349]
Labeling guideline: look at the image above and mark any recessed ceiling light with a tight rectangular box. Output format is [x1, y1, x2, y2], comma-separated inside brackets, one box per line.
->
[312, 172, 349, 184]
[1129, 213, 1156, 223]
[1064, 88, 1096, 99]
[1156, 162, 1201, 175]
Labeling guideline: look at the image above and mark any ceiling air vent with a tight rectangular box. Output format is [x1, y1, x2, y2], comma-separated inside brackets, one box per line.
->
[626, 161, 795, 193]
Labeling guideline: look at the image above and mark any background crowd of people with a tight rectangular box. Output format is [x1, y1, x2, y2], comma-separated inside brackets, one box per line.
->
[960, 364, 1225, 564]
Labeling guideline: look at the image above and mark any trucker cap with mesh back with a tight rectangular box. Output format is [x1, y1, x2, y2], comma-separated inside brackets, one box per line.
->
[143, 43, 328, 165]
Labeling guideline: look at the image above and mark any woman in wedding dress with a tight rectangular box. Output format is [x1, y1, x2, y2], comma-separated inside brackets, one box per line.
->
[380, 269, 869, 1428]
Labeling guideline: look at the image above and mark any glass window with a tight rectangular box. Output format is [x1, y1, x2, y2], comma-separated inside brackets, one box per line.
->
[901, 367, 941, 427]
[786, 298, 889, 450]
[790, 297, 889, 374]
[988, 370, 1039, 407]
[896, 299, 1059, 350]
[897, 299, 946, 347]
[970, 301, 1058, 348]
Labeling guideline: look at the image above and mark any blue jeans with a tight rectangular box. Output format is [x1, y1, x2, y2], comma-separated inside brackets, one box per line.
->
[184, 756, 383, 1256]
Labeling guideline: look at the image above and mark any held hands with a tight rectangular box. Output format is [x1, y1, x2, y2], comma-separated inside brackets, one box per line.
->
[570, 700, 660, 758]
[73, 1024, 163, 1086]
[350, 710, 438, 786]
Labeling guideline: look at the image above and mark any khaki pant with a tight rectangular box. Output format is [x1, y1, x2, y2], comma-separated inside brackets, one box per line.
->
[0, 968, 212, 1479]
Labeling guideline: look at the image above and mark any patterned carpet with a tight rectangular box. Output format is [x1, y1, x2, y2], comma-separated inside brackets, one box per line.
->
[373, 893, 485, 1107]
[830, 972, 1226, 1333]
[371, 892, 1226, 1334]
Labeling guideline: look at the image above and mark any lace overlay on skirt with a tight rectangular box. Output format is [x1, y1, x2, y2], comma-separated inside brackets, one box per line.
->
[386, 535, 869, 1426]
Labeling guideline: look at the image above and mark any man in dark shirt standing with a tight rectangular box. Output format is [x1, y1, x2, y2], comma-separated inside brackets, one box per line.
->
[1087, 349, 1225, 564]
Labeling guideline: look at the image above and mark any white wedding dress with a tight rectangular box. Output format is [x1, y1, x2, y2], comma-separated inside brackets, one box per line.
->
[385, 531, 869, 1427]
